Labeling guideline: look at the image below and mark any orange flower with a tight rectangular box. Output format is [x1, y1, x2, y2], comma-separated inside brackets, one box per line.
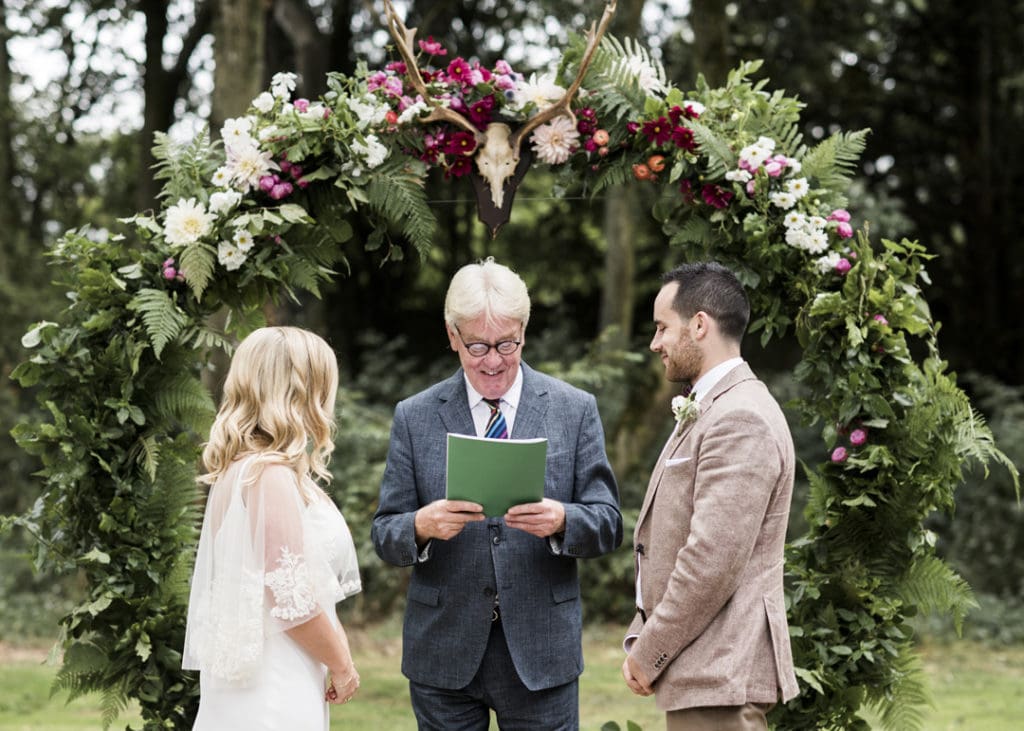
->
[592, 129, 610, 146]
[647, 154, 666, 172]
[632, 163, 652, 180]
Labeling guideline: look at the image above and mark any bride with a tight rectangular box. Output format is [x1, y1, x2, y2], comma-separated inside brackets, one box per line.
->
[183, 326, 362, 730]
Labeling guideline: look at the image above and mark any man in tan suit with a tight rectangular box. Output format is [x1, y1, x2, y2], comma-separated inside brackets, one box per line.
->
[622, 262, 799, 730]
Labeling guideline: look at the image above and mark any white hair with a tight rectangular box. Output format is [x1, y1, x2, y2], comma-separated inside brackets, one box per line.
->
[444, 257, 531, 328]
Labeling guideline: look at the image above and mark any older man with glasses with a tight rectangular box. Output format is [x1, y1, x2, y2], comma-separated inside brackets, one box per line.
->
[372, 257, 623, 731]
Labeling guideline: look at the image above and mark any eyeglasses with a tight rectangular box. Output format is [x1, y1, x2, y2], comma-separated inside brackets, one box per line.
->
[454, 325, 522, 357]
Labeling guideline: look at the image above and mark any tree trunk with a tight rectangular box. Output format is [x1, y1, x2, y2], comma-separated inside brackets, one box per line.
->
[689, 0, 731, 87]
[212, 0, 268, 128]
[0, 3, 15, 238]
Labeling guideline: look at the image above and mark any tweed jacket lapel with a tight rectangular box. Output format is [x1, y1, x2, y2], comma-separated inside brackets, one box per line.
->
[508, 363, 549, 439]
[436, 370, 475, 437]
[636, 363, 758, 529]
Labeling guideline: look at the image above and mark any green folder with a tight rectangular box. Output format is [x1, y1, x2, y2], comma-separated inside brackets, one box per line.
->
[445, 433, 548, 517]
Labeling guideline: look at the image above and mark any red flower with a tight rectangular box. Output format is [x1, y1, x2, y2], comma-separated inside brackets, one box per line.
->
[444, 131, 477, 156]
[641, 117, 672, 145]
[679, 179, 696, 204]
[445, 156, 473, 178]
[467, 96, 496, 126]
[418, 36, 447, 56]
[671, 125, 697, 152]
[701, 184, 733, 209]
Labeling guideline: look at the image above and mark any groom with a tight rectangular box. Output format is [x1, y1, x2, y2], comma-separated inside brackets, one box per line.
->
[373, 257, 622, 730]
[622, 262, 799, 729]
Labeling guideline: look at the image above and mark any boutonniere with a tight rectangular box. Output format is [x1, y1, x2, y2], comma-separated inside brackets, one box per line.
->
[671, 391, 700, 435]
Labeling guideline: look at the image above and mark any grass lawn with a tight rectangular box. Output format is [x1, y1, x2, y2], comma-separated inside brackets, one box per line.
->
[1, 625, 1021, 730]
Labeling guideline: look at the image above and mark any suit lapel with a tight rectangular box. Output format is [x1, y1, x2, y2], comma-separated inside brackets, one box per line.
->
[507, 363, 548, 439]
[437, 370, 475, 436]
[635, 363, 759, 531]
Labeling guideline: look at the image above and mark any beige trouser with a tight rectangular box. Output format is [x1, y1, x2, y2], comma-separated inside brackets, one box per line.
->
[666, 702, 774, 731]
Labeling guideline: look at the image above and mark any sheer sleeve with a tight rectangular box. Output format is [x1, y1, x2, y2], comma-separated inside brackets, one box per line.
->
[182, 458, 335, 685]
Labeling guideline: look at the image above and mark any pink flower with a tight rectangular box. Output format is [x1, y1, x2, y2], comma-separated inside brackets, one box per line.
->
[270, 182, 293, 200]
[827, 208, 851, 223]
[259, 175, 278, 193]
[163, 257, 175, 268]
[494, 59, 513, 75]
[384, 61, 407, 75]
[162, 266, 177, 280]
[873, 314, 889, 326]
[293, 98, 310, 113]
[849, 428, 868, 446]
[835, 258, 852, 275]
[446, 57, 469, 82]
[418, 36, 446, 56]
[467, 96, 496, 126]
[831, 446, 848, 463]
[836, 222, 854, 238]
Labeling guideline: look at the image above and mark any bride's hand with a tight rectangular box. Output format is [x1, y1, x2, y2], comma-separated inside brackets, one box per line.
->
[325, 665, 360, 705]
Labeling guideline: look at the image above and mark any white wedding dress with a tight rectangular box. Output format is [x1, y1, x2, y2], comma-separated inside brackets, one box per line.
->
[183, 456, 361, 730]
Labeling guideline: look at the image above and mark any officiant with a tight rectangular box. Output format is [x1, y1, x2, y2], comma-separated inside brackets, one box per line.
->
[372, 257, 622, 730]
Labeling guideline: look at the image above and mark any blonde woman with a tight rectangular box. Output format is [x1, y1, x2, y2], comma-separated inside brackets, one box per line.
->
[183, 327, 361, 730]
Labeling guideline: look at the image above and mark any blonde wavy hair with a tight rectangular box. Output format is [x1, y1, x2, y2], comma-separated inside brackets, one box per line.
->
[200, 327, 339, 497]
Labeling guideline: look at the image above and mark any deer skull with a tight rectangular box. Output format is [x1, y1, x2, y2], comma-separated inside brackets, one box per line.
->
[474, 124, 518, 210]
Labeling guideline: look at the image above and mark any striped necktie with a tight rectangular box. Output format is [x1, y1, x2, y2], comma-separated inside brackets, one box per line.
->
[483, 398, 509, 439]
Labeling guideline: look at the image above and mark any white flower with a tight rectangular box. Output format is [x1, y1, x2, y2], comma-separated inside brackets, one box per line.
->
[252, 91, 275, 113]
[786, 158, 802, 174]
[510, 73, 565, 111]
[739, 142, 771, 169]
[348, 96, 388, 130]
[258, 125, 281, 142]
[351, 135, 389, 169]
[271, 72, 297, 100]
[785, 226, 811, 251]
[217, 240, 248, 271]
[232, 228, 255, 252]
[786, 177, 809, 199]
[725, 169, 752, 183]
[815, 251, 842, 273]
[805, 228, 829, 254]
[530, 116, 580, 165]
[809, 215, 827, 229]
[398, 99, 428, 126]
[209, 190, 242, 215]
[226, 142, 279, 192]
[302, 102, 327, 119]
[211, 167, 232, 187]
[755, 136, 777, 152]
[770, 191, 797, 209]
[620, 55, 665, 95]
[164, 198, 214, 246]
[685, 101, 705, 116]
[221, 116, 254, 148]
[671, 392, 700, 434]
[783, 211, 806, 228]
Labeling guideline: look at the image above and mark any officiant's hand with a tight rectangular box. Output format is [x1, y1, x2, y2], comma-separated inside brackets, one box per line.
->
[415, 499, 485, 542]
[326, 665, 360, 705]
[504, 498, 565, 538]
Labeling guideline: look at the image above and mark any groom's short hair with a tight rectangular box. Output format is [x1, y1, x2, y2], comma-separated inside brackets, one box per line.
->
[662, 262, 750, 342]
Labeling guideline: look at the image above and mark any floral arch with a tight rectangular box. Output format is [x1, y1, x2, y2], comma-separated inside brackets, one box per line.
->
[10, 3, 1015, 729]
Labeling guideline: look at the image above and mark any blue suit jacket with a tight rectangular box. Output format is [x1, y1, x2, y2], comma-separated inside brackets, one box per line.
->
[371, 363, 622, 691]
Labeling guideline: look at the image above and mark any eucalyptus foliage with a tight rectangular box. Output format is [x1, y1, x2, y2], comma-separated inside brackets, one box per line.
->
[8, 28, 1017, 731]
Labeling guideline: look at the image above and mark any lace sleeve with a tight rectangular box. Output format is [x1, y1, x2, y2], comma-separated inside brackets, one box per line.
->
[249, 464, 324, 632]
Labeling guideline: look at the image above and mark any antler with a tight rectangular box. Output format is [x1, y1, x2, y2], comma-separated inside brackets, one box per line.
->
[381, 0, 480, 136]
[510, 0, 617, 150]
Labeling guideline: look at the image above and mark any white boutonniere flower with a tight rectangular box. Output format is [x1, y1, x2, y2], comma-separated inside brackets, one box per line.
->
[671, 392, 700, 436]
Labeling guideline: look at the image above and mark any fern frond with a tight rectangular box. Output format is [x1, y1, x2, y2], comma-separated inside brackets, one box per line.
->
[670, 215, 714, 247]
[151, 128, 221, 203]
[866, 645, 930, 731]
[99, 678, 131, 730]
[898, 555, 978, 634]
[128, 288, 188, 358]
[801, 129, 870, 191]
[150, 370, 215, 434]
[688, 119, 735, 181]
[178, 242, 217, 301]
[365, 170, 436, 256]
[585, 36, 659, 121]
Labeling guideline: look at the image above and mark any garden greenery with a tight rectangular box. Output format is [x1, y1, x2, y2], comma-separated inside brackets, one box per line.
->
[8, 23, 1018, 731]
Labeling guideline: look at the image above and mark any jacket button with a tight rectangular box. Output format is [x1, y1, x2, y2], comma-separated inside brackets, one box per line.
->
[492, 535, 500, 545]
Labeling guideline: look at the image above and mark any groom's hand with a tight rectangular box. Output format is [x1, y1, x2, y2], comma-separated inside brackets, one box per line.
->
[415, 499, 485, 541]
[622, 654, 654, 696]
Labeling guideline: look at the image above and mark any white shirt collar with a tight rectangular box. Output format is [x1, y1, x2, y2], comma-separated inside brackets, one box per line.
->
[464, 365, 524, 411]
[690, 357, 744, 401]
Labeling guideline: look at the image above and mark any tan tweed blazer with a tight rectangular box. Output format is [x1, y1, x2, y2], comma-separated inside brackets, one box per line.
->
[628, 363, 799, 711]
